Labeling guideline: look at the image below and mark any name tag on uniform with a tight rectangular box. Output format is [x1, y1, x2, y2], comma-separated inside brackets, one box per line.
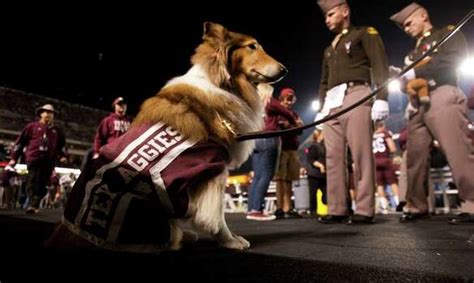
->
[325, 83, 347, 110]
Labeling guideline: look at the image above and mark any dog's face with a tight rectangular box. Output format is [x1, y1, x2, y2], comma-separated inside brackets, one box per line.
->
[202, 22, 287, 85]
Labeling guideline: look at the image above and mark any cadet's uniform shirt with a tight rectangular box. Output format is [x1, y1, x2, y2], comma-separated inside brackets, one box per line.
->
[406, 26, 468, 87]
[319, 26, 389, 103]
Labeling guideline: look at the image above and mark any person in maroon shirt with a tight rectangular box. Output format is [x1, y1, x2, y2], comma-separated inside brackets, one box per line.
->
[246, 84, 299, 221]
[274, 88, 304, 219]
[8, 104, 68, 214]
[92, 96, 131, 159]
[372, 121, 399, 214]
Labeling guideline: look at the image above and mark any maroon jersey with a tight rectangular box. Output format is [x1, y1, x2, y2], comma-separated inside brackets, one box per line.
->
[278, 108, 301, 150]
[93, 113, 131, 154]
[63, 122, 229, 252]
[11, 121, 67, 165]
[372, 130, 392, 164]
[264, 98, 296, 131]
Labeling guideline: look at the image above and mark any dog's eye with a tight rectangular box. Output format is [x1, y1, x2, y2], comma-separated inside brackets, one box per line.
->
[248, 43, 257, 50]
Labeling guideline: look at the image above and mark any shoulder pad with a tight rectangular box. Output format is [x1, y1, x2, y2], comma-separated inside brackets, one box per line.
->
[367, 27, 379, 35]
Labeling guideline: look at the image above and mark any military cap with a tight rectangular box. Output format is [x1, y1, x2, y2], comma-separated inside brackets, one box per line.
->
[390, 2, 423, 26]
[317, 0, 347, 15]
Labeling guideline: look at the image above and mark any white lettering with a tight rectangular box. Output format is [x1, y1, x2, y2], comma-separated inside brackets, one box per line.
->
[124, 125, 185, 173]
[148, 138, 167, 153]
[114, 121, 130, 133]
[138, 144, 160, 161]
[156, 131, 177, 148]
[84, 184, 116, 228]
[127, 153, 149, 171]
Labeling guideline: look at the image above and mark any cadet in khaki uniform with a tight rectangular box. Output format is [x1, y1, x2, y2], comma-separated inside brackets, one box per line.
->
[390, 3, 474, 224]
[316, 0, 389, 224]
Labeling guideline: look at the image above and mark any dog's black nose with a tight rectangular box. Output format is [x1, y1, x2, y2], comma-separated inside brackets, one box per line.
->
[277, 65, 288, 80]
[279, 64, 288, 77]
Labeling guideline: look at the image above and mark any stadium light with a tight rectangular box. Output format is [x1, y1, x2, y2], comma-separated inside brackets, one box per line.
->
[311, 100, 321, 111]
[388, 80, 401, 93]
[459, 57, 474, 76]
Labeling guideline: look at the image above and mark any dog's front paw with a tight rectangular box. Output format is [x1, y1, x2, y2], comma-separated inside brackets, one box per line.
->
[219, 235, 250, 250]
[182, 230, 199, 243]
[168, 241, 183, 251]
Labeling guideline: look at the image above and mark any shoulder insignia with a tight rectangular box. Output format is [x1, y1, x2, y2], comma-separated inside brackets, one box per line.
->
[367, 27, 378, 35]
[447, 25, 455, 31]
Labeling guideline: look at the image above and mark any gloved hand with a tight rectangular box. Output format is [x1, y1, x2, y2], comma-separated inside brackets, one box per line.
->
[405, 78, 429, 104]
[389, 65, 402, 76]
[371, 100, 389, 122]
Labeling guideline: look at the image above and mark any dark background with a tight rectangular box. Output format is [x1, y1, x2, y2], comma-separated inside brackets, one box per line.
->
[0, 0, 473, 122]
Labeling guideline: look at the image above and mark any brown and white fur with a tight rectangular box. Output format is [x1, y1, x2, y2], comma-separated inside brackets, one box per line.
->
[46, 22, 286, 251]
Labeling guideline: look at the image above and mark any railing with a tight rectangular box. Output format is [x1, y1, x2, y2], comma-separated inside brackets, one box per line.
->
[429, 166, 458, 214]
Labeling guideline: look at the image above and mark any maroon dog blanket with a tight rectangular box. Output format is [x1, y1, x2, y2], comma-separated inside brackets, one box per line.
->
[63, 122, 229, 252]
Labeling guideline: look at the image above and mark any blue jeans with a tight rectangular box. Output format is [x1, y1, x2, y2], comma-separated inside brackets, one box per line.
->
[248, 138, 279, 212]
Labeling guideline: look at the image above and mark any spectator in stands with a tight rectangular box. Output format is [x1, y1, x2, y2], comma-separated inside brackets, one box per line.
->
[92, 96, 131, 159]
[468, 85, 474, 108]
[246, 84, 299, 221]
[8, 104, 68, 214]
[468, 87, 474, 142]
[274, 88, 304, 219]
[397, 126, 408, 212]
[372, 121, 400, 214]
[0, 140, 8, 161]
[306, 125, 327, 216]
[46, 170, 60, 208]
[59, 172, 76, 200]
[2, 165, 20, 209]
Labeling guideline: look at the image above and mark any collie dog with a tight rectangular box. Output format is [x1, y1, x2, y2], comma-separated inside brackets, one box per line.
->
[46, 22, 286, 252]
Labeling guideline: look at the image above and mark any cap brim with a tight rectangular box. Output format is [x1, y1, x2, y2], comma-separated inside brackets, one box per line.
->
[36, 108, 58, 116]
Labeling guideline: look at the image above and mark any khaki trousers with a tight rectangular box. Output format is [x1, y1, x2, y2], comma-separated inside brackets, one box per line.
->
[406, 85, 474, 213]
[323, 85, 375, 217]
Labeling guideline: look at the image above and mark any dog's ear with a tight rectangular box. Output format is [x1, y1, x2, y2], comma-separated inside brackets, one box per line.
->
[203, 22, 229, 43]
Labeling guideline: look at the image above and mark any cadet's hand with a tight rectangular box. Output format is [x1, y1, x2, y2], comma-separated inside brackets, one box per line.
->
[371, 100, 389, 121]
[8, 160, 16, 167]
[389, 65, 402, 76]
